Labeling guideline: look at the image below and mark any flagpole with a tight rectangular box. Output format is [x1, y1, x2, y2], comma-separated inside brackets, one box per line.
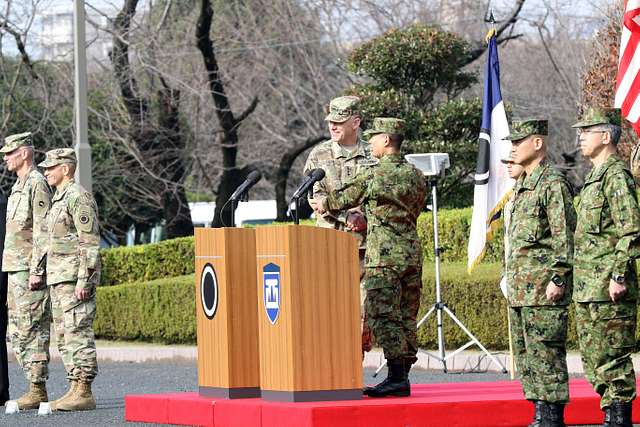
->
[485, 9, 516, 379]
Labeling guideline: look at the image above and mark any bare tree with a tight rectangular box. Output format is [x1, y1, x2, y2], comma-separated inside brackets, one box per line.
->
[110, 0, 193, 238]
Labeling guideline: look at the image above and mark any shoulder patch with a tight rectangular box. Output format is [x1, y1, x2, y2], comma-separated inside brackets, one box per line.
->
[79, 211, 90, 224]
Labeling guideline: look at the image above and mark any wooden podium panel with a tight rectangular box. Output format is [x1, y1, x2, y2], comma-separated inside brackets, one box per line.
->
[255, 225, 362, 402]
[195, 228, 260, 398]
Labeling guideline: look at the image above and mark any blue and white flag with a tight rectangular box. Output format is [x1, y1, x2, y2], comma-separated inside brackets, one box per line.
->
[467, 31, 514, 273]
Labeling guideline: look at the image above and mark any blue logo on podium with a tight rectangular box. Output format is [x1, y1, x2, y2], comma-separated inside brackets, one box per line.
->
[263, 263, 281, 325]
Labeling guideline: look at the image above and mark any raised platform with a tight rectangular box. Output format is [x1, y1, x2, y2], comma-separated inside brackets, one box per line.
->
[125, 378, 640, 426]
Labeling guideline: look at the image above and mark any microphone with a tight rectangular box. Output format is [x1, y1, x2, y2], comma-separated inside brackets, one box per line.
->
[230, 170, 262, 201]
[292, 168, 325, 199]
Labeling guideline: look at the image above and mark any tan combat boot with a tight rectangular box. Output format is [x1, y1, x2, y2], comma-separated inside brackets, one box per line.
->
[54, 381, 96, 412]
[49, 379, 77, 410]
[16, 382, 48, 410]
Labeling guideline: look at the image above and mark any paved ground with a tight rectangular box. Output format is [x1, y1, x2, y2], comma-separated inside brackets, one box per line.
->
[0, 359, 618, 427]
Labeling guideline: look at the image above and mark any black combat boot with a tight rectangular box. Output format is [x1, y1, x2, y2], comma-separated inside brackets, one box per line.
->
[603, 406, 612, 427]
[363, 359, 410, 398]
[608, 401, 632, 427]
[404, 357, 417, 385]
[528, 401, 544, 427]
[544, 403, 565, 427]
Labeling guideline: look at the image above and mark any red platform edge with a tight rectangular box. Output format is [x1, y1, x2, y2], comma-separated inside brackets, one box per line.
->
[125, 379, 640, 427]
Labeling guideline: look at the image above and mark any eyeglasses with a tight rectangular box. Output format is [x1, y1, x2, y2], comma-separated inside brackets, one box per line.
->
[576, 129, 607, 135]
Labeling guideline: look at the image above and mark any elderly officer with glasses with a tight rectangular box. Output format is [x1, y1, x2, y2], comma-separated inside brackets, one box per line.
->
[572, 107, 640, 427]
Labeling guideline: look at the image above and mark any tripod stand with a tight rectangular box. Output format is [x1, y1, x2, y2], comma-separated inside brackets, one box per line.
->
[375, 176, 507, 375]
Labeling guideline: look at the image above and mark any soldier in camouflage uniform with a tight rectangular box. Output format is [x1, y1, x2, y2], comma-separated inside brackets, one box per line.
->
[572, 107, 640, 427]
[0, 132, 52, 410]
[507, 119, 576, 427]
[317, 118, 427, 398]
[35, 148, 101, 412]
[304, 96, 378, 353]
[500, 155, 524, 298]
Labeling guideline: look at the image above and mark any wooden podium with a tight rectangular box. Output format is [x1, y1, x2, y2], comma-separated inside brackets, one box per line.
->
[255, 225, 362, 402]
[194, 228, 260, 398]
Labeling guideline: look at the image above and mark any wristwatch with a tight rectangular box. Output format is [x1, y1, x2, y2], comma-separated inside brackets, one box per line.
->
[612, 274, 626, 285]
[551, 275, 565, 288]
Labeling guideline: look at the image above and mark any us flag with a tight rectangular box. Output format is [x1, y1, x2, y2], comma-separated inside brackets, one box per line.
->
[615, 0, 640, 135]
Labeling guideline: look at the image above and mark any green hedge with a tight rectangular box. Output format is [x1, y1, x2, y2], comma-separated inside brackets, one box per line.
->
[417, 262, 577, 350]
[94, 274, 196, 343]
[417, 208, 503, 263]
[93, 263, 583, 350]
[100, 237, 195, 286]
[99, 210, 503, 287]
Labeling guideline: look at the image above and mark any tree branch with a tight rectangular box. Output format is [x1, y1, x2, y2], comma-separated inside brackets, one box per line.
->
[465, 0, 527, 65]
[0, 18, 38, 80]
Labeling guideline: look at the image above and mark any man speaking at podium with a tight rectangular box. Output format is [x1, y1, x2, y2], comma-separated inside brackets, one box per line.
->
[304, 95, 377, 353]
[317, 118, 427, 398]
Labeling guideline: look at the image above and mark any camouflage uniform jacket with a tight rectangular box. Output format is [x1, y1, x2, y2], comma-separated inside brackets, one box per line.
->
[323, 154, 427, 270]
[37, 180, 101, 289]
[507, 161, 576, 307]
[2, 167, 51, 273]
[303, 138, 377, 245]
[574, 155, 640, 302]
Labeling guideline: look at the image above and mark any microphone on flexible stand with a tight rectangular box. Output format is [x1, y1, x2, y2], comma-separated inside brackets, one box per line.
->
[290, 168, 325, 224]
[223, 170, 262, 227]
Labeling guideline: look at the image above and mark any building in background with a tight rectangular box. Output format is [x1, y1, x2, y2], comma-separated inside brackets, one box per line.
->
[35, 3, 114, 66]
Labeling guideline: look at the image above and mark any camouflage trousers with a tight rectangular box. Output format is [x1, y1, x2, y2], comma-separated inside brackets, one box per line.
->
[575, 301, 637, 409]
[6, 270, 50, 383]
[50, 281, 98, 382]
[363, 266, 421, 362]
[509, 305, 569, 403]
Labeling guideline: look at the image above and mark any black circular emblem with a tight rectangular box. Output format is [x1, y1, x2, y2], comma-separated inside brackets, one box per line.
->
[200, 263, 218, 319]
[38, 201, 45, 207]
[79, 214, 89, 224]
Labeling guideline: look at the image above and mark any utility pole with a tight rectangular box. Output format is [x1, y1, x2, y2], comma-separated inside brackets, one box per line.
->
[73, 0, 92, 192]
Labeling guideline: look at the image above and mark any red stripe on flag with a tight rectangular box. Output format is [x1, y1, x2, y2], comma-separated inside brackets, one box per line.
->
[617, 1, 640, 136]
[618, 6, 640, 81]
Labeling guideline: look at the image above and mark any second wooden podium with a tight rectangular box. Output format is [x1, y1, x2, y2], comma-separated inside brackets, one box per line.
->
[255, 225, 362, 402]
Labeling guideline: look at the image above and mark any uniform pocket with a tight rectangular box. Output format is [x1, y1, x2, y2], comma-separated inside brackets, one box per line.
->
[595, 303, 636, 350]
[516, 202, 543, 243]
[581, 197, 605, 234]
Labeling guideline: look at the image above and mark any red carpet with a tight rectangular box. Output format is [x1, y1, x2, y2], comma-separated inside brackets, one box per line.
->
[125, 378, 640, 426]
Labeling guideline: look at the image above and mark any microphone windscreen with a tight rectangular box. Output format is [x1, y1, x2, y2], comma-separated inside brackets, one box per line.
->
[312, 168, 325, 180]
[247, 170, 262, 184]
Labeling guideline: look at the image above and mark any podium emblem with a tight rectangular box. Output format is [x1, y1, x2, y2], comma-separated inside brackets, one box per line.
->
[263, 263, 281, 324]
[200, 263, 219, 319]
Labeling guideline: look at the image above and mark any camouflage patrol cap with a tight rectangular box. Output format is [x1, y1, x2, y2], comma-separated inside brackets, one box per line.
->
[500, 153, 515, 164]
[509, 119, 548, 142]
[0, 132, 33, 154]
[363, 117, 406, 139]
[324, 96, 361, 123]
[571, 107, 621, 128]
[38, 148, 76, 168]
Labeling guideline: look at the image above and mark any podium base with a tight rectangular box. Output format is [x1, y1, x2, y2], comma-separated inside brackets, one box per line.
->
[261, 388, 362, 402]
[199, 386, 261, 399]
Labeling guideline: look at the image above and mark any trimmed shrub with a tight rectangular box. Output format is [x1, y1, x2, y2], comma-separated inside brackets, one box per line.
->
[100, 237, 195, 286]
[417, 209, 503, 263]
[417, 262, 577, 350]
[99, 209, 503, 287]
[94, 274, 196, 343]
[94, 262, 583, 350]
